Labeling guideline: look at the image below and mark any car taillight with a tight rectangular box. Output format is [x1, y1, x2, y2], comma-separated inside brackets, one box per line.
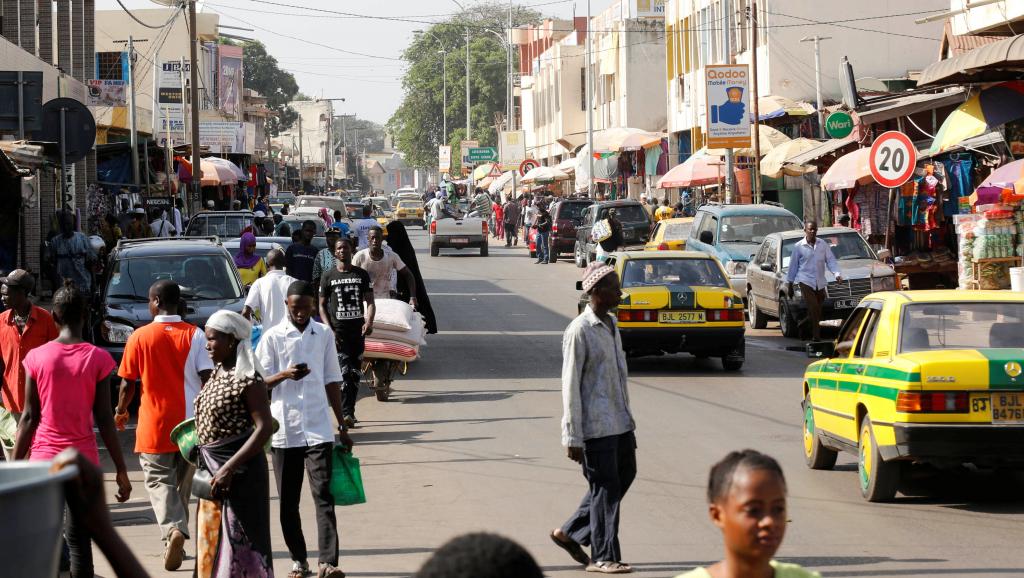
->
[430, 220, 436, 234]
[707, 309, 744, 322]
[658, 242, 670, 250]
[896, 391, 969, 413]
[617, 309, 657, 322]
[482, 221, 488, 235]
[552, 223, 559, 233]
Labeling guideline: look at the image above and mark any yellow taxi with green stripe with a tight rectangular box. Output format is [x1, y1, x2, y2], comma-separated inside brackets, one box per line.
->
[576, 251, 746, 371]
[801, 290, 1024, 502]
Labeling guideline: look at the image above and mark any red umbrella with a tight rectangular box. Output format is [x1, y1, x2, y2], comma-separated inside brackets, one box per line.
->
[656, 149, 734, 188]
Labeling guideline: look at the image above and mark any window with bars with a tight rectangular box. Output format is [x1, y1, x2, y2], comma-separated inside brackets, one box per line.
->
[96, 51, 124, 80]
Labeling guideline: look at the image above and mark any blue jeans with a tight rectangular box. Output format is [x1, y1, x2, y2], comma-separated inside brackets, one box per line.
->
[537, 231, 550, 262]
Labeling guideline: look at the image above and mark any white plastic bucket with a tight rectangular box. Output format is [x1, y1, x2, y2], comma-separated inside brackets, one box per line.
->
[0, 462, 77, 577]
[1011, 267, 1024, 292]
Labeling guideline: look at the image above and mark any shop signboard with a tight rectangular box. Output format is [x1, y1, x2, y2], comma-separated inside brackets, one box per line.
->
[825, 111, 854, 139]
[144, 196, 173, 215]
[869, 131, 917, 188]
[218, 45, 244, 120]
[156, 60, 189, 147]
[704, 64, 750, 149]
[634, 0, 666, 18]
[199, 121, 246, 153]
[439, 145, 452, 173]
[499, 130, 526, 171]
[460, 140, 479, 166]
[86, 80, 126, 106]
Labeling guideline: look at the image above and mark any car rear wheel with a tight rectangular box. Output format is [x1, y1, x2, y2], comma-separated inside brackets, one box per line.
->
[721, 357, 744, 371]
[748, 293, 767, 329]
[803, 395, 838, 470]
[574, 242, 586, 268]
[858, 415, 899, 502]
[779, 299, 799, 338]
[480, 244, 488, 257]
[430, 243, 439, 257]
[549, 241, 558, 262]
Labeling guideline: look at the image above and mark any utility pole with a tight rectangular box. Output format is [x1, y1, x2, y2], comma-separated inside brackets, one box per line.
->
[722, 0, 735, 203]
[750, 1, 762, 204]
[801, 35, 831, 139]
[298, 114, 304, 194]
[188, 0, 201, 213]
[586, 0, 594, 196]
[441, 50, 447, 140]
[507, 1, 513, 131]
[127, 35, 140, 189]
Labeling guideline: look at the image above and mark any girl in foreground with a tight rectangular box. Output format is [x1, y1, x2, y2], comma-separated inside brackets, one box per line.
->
[676, 450, 820, 578]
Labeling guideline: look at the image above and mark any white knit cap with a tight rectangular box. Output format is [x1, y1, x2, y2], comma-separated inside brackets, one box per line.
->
[581, 262, 616, 293]
[206, 310, 264, 380]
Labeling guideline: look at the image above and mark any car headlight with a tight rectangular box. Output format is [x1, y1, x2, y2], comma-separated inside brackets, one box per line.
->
[872, 275, 897, 291]
[724, 261, 747, 276]
[101, 320, 134, 344]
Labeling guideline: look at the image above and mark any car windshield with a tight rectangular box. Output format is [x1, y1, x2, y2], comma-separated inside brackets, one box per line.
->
[296, 197, 348, 216]
[280, 218, 326, 235]
[719, 215, 801, 243]
[900, 302, 1024, 352]
[557, 202, 591, 222]
[604, 205, 648, 223]
[663, 222, 692, 241]
[106, 254, 242, 300]
[364, 198, 392, 210]
[620, 258, 727, 288]
[397, 201, 420, 209]
[781, 233, 874, 267]
[185, 215, 251, 239]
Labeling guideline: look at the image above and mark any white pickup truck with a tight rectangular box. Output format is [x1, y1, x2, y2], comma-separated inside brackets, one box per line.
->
[429, 213, 489, 257]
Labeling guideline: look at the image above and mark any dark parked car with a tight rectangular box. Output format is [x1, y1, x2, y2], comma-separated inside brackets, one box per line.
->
[183, 210, 255, 239]
[93, 237, 245, 366]
[532, 199, 593, 262]
[573, 200, 653, 267]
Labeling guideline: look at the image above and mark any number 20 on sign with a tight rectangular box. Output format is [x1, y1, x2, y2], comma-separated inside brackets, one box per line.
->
[869, 131, 917, 188]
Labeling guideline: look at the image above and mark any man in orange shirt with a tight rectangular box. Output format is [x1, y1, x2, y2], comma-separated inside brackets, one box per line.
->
[0, 270, 57, 460]
[115, 280, 213, 571]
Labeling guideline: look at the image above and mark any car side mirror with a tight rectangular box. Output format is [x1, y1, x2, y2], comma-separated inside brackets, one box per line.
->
[760, 262, 774, 272]
[806, 341, 835, 359]
[699, 231, 713, 244]
[876, 248, 891, 261]
[575, 281, 584, 291]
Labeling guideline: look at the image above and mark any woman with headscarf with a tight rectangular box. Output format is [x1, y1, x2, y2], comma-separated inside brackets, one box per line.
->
[385, 220, 438, 334]
[194, 310, 274, 578]
[318, 207, 334, 228]
[234, 232, 267, 286]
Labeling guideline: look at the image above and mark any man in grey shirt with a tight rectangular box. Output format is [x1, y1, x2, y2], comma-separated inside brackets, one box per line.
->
[551, 262, 636, 574]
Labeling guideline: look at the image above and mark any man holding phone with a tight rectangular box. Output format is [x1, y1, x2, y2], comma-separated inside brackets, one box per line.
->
[257, 280, 353, 578]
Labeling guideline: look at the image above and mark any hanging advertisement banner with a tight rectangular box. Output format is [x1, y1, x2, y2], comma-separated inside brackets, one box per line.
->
[499, 130, 526, 171]
[86, 80, 126, 106]
[218, 45, 244, 120]
[199, 121, 246, 153]
[156, 60, 188, 147]
[460, 139, 479, 167]
[705, 64, 750, 149]
[439, 145, 452, 173]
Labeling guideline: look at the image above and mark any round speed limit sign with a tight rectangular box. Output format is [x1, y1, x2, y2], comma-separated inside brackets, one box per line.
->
[869, 131, 917, 188]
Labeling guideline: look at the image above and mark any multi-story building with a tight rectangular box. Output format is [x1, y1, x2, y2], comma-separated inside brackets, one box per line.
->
[664, 0, 947, 160]
[274, 99, 333, 193]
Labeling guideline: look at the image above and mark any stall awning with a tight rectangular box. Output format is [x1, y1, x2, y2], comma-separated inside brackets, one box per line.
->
[784, 136, 857, 166]
[855, 89, 966, 126]
[919, 34, 1024, 86]
[918, 131, 1006, 159]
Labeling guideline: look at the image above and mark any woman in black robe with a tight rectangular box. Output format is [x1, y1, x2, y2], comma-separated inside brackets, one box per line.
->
[386, 220, 438, 333]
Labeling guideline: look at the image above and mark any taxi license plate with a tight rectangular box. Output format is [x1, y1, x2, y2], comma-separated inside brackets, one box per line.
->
[834, 298, 857, 309]
[659, 311, 705, 324]
[991, 393, 1024, 424]
[449, 237, 469, 245]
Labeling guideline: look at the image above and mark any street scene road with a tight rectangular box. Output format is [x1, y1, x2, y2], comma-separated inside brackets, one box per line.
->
[90, 230, 1024, 578]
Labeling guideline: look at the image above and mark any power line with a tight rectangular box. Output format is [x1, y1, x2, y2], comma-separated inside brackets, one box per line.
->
[114, 0, 182, 29]
[765, 9, 942, 42]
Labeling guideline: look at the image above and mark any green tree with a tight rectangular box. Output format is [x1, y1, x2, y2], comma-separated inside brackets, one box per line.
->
[387, 1, 540, 172]
[241, 41, 300, 136]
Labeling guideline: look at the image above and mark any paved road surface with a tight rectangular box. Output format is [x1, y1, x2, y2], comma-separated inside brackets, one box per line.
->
[95, 229, 1024, 577]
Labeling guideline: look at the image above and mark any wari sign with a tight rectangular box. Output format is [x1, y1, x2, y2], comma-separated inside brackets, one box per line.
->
[468, 147, 498, 162]
[439, 145, 452, 173]
[499, 130, 526, 171]
[704, 64, 750, 149]
[869, 131, 917, 188]
[86, 80, 126, 106]
[825, 111, 854, 139]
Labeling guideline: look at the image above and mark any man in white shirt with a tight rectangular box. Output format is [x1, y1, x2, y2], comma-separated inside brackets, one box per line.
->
[149, 208, 176, 237]
[352, 204, 379, 250]
[172, 198, 185, 237]
[353, 227, 418, 307]
[256, 280, 352, 578]
[242, 249, 297, 330]
[786, 221, 842, 341]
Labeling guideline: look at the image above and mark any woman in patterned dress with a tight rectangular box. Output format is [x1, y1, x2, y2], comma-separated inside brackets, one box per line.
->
[194, 310, 275, 577]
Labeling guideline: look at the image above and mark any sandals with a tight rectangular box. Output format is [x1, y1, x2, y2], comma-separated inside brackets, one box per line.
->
[549, 530, 591, 566]
[586, 561, 633, 574]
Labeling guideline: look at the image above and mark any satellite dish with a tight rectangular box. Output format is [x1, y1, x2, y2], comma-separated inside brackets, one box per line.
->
[39, 98, 96, 164]
[856, 77, 889, 93]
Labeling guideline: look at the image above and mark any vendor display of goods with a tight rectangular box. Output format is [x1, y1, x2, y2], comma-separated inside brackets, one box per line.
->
[364, 298, 426, 362]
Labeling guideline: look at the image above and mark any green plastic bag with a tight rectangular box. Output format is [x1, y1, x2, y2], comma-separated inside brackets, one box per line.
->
[330, 447, 366, 506]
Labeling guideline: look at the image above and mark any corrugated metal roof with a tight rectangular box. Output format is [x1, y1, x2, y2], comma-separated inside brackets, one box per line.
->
[784, 136, 858, 166]
[920, 34, 1024, 86]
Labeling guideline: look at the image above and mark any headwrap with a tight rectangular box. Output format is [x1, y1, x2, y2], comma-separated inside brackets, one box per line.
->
[318, 207, 333, 227]
[581, 262, 616, 293]
[234, 231, 261, 269]
[206, 310, 264, 379]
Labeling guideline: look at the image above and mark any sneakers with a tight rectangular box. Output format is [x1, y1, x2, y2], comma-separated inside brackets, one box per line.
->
[342, 415, 356, 429]
[318, 562, 346, 578]
[164, 529, 186, 571]
[288, 560, 311, 578]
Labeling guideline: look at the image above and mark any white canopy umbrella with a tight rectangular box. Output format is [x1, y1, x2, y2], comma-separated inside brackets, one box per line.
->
[521, 166, 570, 184]
[488, 170, 516, 195]
[556, 157, 578, 174]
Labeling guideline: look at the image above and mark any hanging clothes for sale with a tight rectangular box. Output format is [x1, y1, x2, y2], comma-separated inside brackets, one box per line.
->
[942, 155, 974, 217]
[644, 144, 663, 177]
[845, 187, 861, 231]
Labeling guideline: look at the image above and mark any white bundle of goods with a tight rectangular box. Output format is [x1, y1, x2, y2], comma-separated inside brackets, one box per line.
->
[364, 299, 426, 362]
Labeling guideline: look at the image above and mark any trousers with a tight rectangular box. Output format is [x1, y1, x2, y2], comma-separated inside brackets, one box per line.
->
[799, 282, 826, 340]
[561, 431, 637, 563]
[65, 494, 93, 577]
[139, 451, 194, 541]
[272, 443, 338, 565]
[335, 327, 366, 418]
[536, 231, 551, 262]
[504, 222, 518, 244]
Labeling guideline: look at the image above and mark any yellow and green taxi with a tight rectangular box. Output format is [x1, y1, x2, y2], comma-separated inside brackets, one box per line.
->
[802, 290, 1024, 502]
[395, 200, 426, 227]
[577, 251, 746, 371]
[643, 217, 694, 251]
